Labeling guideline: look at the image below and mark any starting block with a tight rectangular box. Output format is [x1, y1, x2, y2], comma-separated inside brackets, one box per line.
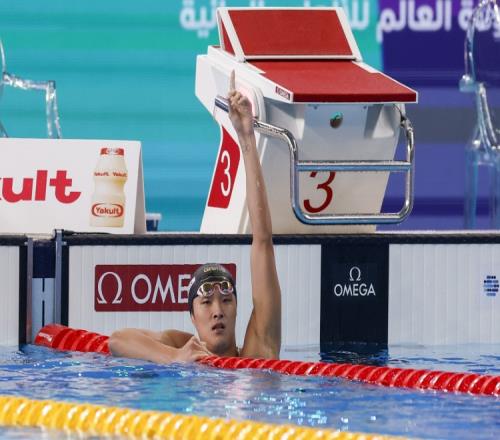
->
[196, 7, 418, 234]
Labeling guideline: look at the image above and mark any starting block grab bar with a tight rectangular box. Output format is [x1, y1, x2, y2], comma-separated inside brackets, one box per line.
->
[215, 96, 415, 225]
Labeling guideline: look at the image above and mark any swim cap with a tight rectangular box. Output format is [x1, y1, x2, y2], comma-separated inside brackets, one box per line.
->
[188, 263, 237, 315]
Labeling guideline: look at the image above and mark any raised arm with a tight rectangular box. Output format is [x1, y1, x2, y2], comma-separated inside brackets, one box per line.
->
[227, 71, 281, 359]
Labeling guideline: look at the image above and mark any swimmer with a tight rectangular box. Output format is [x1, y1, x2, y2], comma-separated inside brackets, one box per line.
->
[109, 71, 281, 363]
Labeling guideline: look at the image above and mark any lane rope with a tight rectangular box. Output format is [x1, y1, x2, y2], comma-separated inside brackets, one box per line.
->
[0, 395, 404, 439]
[35, 324, 500, 397]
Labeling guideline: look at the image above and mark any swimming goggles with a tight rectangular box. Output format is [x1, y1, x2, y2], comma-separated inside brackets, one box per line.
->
[197, 280, 234, 297]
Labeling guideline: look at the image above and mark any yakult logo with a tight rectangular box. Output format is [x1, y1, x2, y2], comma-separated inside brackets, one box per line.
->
[92, 203, 124, 218]
[90, 147, 127, 228]
[95, 264, 237, 312]
[0, 170, 81, 203]
[333, 266, 376, 297]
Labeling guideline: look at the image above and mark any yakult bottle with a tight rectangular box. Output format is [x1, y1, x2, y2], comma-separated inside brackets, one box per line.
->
[90, 147, 128, 227]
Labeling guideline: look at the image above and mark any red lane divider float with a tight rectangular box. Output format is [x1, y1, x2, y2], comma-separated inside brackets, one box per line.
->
[35, 324, 110, 355]
[35, 324, 500, 397]
[199, 356, 500, 397]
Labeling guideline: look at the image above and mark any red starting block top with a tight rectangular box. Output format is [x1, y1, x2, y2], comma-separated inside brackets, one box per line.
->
[217, 7, 417, 104]
[219, 8, 360, 60]
[250, 60, 417, 103]
[221, 8, 357, 59]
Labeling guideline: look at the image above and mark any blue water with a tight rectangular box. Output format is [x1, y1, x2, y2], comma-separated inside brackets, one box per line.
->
[0, 345, 498, 439]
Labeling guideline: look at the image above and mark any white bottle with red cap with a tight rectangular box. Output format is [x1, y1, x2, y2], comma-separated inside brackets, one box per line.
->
[90, 147, 128, 227]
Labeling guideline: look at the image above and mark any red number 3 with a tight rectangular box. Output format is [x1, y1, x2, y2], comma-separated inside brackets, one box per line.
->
[304, 171, 336, 213]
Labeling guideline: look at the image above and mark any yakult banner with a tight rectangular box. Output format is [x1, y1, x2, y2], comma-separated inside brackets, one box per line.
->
[0, 138, 145, 234]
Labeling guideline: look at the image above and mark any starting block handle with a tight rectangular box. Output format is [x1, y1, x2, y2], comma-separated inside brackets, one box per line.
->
[215, 96, 415, 225]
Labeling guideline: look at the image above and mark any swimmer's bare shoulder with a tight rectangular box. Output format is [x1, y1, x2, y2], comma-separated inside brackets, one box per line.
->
[111, 328, 193, 348]
[156, 329, 194, 348]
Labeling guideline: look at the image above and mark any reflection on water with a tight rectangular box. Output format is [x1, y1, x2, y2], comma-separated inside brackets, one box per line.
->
[281, 342, 500, 375]
[318, 342, 500, 375]
[320, 342, 389, 366]
[0, 345, 498, 440]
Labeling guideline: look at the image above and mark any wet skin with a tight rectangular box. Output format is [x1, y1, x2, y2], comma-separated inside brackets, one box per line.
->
[191, 285, 237, 356]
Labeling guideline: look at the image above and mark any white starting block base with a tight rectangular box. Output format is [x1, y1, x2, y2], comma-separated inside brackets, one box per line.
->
[200, 101, 401, 234]
[196, 7, 417, 234]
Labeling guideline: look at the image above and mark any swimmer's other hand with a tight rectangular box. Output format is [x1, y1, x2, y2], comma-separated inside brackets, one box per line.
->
[174, 336, 213, 363]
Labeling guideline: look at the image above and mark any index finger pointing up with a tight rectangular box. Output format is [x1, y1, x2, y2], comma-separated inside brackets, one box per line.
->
[230, 70, 236, 92]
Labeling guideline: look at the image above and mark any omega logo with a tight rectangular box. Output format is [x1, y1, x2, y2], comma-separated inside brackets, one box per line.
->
[94, 264, 236, 312]
[349, 266, 362, 282]
[333, 266, 376, 297]
[96, 271, 190, 306]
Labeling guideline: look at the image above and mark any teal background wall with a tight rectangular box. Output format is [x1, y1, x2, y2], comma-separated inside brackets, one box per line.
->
[0, 1, 382, 231]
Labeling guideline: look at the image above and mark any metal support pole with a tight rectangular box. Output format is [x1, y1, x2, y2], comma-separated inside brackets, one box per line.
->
[214, 96, 415, 225]
[25, 237, 34, 344]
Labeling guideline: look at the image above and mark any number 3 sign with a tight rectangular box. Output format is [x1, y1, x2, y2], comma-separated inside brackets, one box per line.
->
[304, 171, 336, 213]
[207, 127, 241, 209]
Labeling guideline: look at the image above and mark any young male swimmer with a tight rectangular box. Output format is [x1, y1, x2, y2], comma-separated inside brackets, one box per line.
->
[109, 71, 281, 363]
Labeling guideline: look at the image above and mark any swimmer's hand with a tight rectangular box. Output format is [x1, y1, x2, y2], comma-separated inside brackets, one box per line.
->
[174, 336, 213, 363]
[228, 70, 254, 139]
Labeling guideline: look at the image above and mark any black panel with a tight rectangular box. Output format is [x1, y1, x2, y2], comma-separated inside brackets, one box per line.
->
[321, 242, 389, 345]
[33, 241, 55, 278]
[18, 245, 27, 346]
[62, 230, 500, 246]
[0, 236, 28, 246]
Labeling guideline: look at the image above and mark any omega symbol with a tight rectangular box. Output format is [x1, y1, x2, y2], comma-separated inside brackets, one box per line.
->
[349, 266, 362, 282]
[333, 265, 375, 298]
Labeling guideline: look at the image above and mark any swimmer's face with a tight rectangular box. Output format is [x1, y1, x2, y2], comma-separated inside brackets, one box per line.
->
[191, 284, 237, 355]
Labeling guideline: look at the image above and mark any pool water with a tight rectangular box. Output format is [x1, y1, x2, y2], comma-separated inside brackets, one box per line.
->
[0, 344, 498, 439]
[320, 343, 500, 375]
